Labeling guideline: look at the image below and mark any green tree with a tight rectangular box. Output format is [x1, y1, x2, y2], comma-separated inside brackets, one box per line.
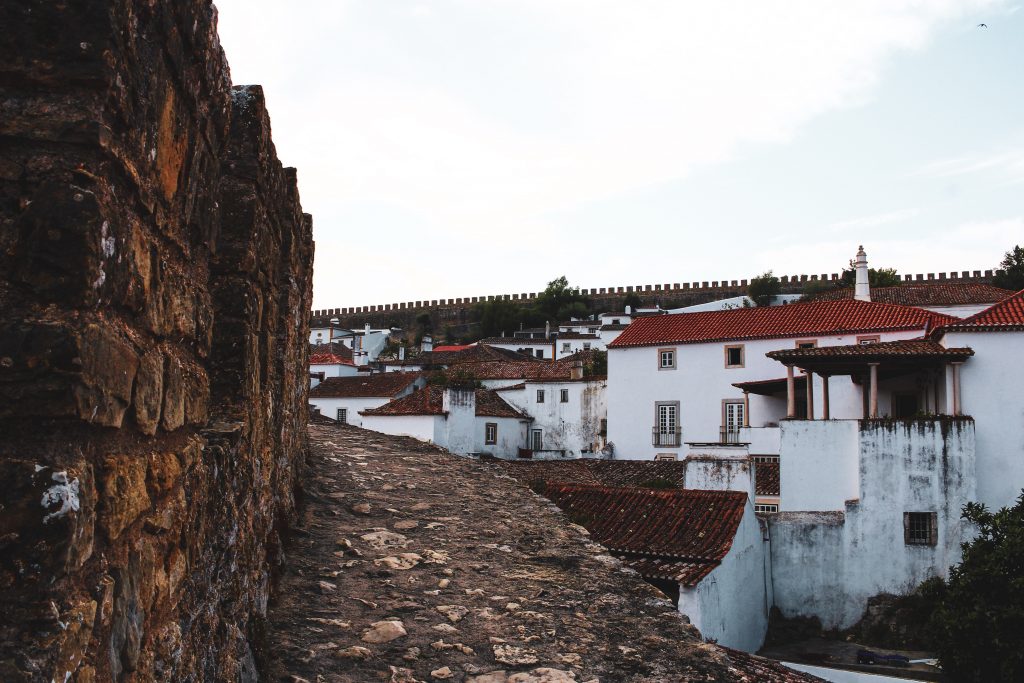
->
[840, 266, 901, 287]
[532, 276, 591, 323]
[993, 245, 1024, 291]
[475, 298, 523, 338]
[929, 492, 1024, 682]
[747, 271, 781, 307]
[583, 349, 607, 376]
[622, 292, 644, 311]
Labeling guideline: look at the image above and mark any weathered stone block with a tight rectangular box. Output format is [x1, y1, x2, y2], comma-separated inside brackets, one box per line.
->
[133, 350, 164, 435]
[160, 356, 185, 432]
[99, 456, 151, 541]
[74, 324, 139, 427]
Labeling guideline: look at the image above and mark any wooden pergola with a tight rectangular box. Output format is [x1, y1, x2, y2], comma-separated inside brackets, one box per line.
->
[758, 340, 974, 420]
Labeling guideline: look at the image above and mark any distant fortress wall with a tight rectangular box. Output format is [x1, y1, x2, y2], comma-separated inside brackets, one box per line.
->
[311, 269, 997, 328]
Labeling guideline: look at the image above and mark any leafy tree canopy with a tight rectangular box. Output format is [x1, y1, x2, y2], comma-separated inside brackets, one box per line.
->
[747, 271, 781, 307]
[475, 298, 523, 338]
[622, 292, 644, 311]
[994, 245, 1024, 291]
[533, 275, 591, 322]
[928, 492, 1024, 682]
[840, 266, 901, 288]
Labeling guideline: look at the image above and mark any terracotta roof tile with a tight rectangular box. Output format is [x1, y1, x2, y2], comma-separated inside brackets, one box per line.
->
[766, 340, 974, 363]
[755, 461, 780, 496]
[361, 386, 530, 419]
[502, 459, 688, 488]
[542, 484, 748, 586]
[309, 373, 420, 398]
[432, 344, 475, 352]
[309, 352, 356, 366]
[806, 282, 1013, 306]
[609, 300, 955, 348]
[940, 289, 1024, 332]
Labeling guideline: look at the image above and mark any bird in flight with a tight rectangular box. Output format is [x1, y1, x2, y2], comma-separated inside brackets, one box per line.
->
[977, 23, 988, 28]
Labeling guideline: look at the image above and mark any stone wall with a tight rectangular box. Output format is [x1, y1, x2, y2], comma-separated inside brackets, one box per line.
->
[0, 2, 313, 681]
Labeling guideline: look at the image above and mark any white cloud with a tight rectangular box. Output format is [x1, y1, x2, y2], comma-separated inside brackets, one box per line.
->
[213, 0, 1007, 306]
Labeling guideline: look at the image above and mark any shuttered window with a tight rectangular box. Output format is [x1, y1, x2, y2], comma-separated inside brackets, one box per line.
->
[903, 512, 938, 546]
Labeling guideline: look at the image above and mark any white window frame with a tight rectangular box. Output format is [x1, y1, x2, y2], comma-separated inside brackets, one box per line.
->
[560, 389, 569, 403]
[795, 339, 817, 349]
[536, 389, 545, 403]
[858, 335, 881, 345]
[755, 504, 779, 514]
[722, 400, 745, 434]
[485, 422, 498, 445]
[658, 348, 676, 370]
[337, 408, 348, 424]
[654, 453, 678, 462]
[562, 342, 572, 352]
[530, 428, 544, 450]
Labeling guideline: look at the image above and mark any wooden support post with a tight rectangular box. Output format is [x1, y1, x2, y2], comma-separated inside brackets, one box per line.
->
[868, 363, 879, 418]
[952, 362, 963, 416]
[743, 391, 750, 428]
[822, 374, 830, 420]
[786, 365, 796, 418]
[805, 371, 815, 420]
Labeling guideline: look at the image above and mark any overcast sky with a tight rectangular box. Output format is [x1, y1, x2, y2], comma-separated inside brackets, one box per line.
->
[214, 1, 1023, 309]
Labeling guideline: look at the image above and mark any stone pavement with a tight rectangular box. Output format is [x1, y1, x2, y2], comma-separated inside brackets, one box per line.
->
[260, 424, 818, 682]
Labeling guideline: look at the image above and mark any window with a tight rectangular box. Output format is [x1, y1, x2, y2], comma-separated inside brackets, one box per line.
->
[755, 504, 779, 514]
[612, 319, 620, 325]
[858, 335, 880, 345]
[562, 342, 571, 352]
[904, 512, 938, 546]
[724, 344, 745, 368]
[560, 389, 569, 403]
[722, 400, 745, 436]
[795, 339, 817, 349]
[535, 349, 545, 359]
[658, 348, 676, 370]
[531, 429, 544, 450]
[583, 342, 591, 350]
[336, 408, 348, 424]
[892, 392, 919, 419]
[654, 402, 680, 446]
[654, 453, 678, 462]
[536, 389, 545, 403]
[485, 422, 498, 445]
[599, 418, 607, 436]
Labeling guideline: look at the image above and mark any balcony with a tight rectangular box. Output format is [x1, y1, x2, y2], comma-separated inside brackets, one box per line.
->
[652, 427, 682, 447]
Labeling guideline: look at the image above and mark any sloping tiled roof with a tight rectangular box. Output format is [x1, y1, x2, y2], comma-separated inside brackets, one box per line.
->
[309, 352, 356, 366]
[609, 300, 956, 348]
[939, 289, 1024, 332]
[556, 332, 599, 340]
[309, 373, 419, 398]
[309, 341, 354, 359]
[766, 340, 974, 363]
[361, 386, 530, 419]
[542, 484, 747, 586]
[432, 344, 475, 352]
[755, 461, 780, 496]
[441, 361, 576, 381]
[503, 459, 688, 488]
[806, 283, 1013, 306]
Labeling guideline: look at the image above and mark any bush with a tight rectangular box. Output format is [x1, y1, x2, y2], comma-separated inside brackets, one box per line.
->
[747, 271, 781, 307]
[993, 245, 1024, 291]
[929, 492, 1024, 682]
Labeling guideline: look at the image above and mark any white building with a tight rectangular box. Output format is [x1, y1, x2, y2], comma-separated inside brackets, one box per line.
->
[360, 385, 532, 458]
[496, 375, 607, 458]
[606, 298, 953, 461]
[309, 348, 358, 388]
[310, 322, 392, 366]
[308, 373, 425, 427]
[806, 282, 1013, 319]
[541, 484, 769, 652]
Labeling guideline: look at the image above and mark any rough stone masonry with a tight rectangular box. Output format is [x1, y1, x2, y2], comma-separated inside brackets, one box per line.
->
[0, 1, 313, 681]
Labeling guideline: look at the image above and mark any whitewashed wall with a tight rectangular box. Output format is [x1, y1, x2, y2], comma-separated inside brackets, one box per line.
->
[943, 329, 1024, 510]
[310, 362, 359, 384]
[475, 417, 529, 458]
[500, 380, 607, 457]
[443, 387, 477, 455]
[607, 329, 923, 461]
[360, 414, 444, 444]
[779, 420, 860, 511]
[310, 396, 388, 427]
[678, 502, 769, 652]
[770, 418, 976, 629]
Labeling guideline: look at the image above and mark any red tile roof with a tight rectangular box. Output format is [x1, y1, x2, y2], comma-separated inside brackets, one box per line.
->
[542, 484, 748, 586]
[755, 461, 779, 497]
[766, 340, 974, 363]
[939, 289, 1024, 332]
[309, 373, 420, 398]
[502, 459, 689, 488]
[433, 344, 475, 352]
[361, 386, 530, 419]
[440, 361, 576, 382]
[609, 300, 956, 348]
[806, 283, 1013, 306]
[309, 352, 356, 366]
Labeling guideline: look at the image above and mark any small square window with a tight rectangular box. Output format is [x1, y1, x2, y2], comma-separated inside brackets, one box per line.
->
[658, 348, 676, 370]
[904, 512, 937, 546]
[724, 345, 745, 368]
[485, 422, 498, 445]
[535, 349, 545, 359]
[583, 342, 591, 350]
[560, 389, 569, 403]
[755, 504, 779, 514]
[562, 342, 571, 352]
[654, 453, 678, 462]
[536, 389, 545, 403]
[858, 335, 880, 345]
[796, 339, 817, 349]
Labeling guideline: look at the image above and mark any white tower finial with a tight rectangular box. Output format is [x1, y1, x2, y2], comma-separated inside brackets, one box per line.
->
[854, 245, 870, 302]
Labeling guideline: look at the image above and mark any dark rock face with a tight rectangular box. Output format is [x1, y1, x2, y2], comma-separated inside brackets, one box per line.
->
[0, 2, 313, 681]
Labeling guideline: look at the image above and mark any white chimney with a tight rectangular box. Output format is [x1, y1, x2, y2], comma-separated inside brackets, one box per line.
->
[421, 335, 433, 353]
[365, 323, 371, 334]
[442, 385, 476, 455]
[854, 245, 870, 302]
[545, 321, 551, 340]
[625, 305, 632, 315]
[571, 360, 584, 380]
[399, 346, 406, 361]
